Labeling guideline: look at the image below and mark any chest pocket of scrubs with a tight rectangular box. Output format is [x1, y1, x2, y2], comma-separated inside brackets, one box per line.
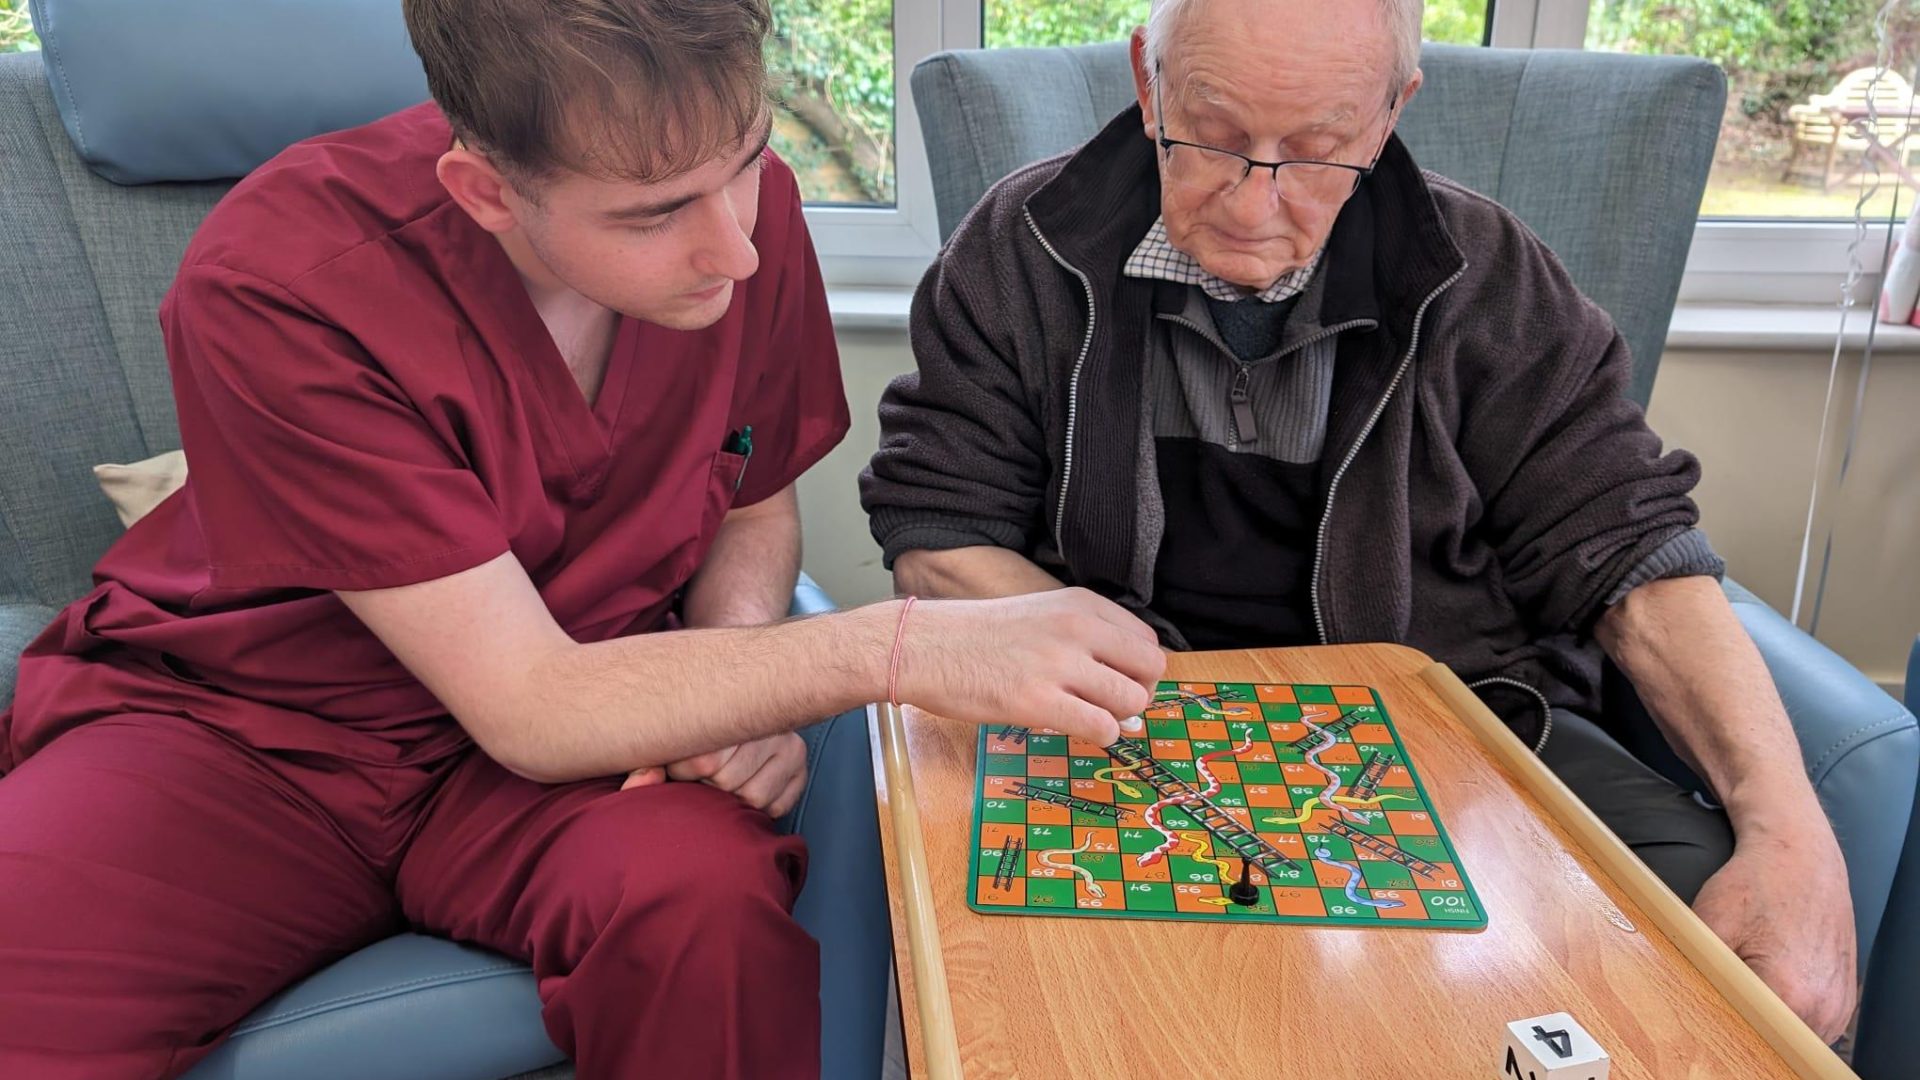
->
[701, 449, 748, 545]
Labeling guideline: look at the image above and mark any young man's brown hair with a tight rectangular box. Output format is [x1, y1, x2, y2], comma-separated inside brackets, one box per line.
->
[404, 0, 773, 188]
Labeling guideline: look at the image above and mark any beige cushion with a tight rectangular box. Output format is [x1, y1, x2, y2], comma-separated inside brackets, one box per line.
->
[93, 449, 188, 528]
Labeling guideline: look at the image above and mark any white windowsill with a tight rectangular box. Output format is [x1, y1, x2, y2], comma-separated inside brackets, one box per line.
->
[829, 288, 1920, 357]
[1666, 303, 1920, 354]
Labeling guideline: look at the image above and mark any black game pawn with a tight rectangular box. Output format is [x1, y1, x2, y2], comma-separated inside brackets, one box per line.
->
[1228, 857, 1260, 907]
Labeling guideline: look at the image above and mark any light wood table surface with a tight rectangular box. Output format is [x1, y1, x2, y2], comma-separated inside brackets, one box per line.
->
[869, 644, 1858, 1079]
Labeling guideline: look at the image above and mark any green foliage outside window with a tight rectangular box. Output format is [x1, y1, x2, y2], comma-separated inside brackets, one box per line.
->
[1, 0, 38, 53]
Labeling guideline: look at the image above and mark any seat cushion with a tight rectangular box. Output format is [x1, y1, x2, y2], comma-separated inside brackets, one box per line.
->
[182, 935, 563, 1080]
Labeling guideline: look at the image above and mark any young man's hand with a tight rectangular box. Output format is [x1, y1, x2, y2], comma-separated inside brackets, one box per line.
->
[621, 733, 808, 818]
[894, 588, 1165, 745]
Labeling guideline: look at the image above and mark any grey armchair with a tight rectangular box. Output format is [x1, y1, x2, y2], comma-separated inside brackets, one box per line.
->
[909, 40, 1919, 993]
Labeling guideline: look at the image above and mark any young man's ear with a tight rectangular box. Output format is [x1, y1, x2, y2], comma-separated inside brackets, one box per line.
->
[437, 147, 520, 235]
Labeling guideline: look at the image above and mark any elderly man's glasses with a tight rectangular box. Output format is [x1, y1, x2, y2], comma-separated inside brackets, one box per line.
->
[1152, 82, 1396, 206]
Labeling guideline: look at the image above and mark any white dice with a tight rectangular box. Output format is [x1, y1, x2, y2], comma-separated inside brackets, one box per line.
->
[1500, 1012, 1609, 1080]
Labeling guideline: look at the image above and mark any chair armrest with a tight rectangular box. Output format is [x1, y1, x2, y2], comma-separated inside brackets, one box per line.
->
[788, 571, 837, 618]
[1723, 579, 1918, 966]
[0, 602, 59, 713]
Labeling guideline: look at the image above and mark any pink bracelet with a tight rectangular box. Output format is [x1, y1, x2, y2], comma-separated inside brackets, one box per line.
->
[887, 596, 918, 708]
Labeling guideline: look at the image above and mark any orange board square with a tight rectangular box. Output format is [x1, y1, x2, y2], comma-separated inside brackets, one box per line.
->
[1026, 756, 1068, 778]
[1312, 860, 1351, 888]
[1069, 778, 1114, 803]
[1419, 863, 1465, 890]
[1173, 883, 1227, 913]
[1267, 722, 1308, 745]
[1386, 810, 1438, 835]
[1221, 704, 1261, 722]
[1299, 703, 1342, 726]
[1282, 763, 1323, 785]
[1148, 739, 1192, 760]
[983, 775, 1025, 799]
[1348, 723, 1393, 745]
[1025, 848, 1066, 879]
[1187, 720, 1229, 741]
[1066, 736, 1107, 757]
[1371, 889, 1428, 919]
[1256, 684, 1298, 703]
[1269, 887, 1327, 917]
[1333, 686, 1376, 705]
[1267, 833, 1308, 859]
[1146, 703, 1185, 719]
[1177, 682, 1218, 696]
[1123, 855, 1171, 882]
[1240, 744, 1278, 763]
[1027, 802, 1070, 825]
[980, 823, 1024, 850]
[1245, 784, 1292, 808]
[986, 734, 1028, 755]
[1384, 766, 1414, 787]
[1077, 827, 1121, 855]
[976, 876, 1026, 906]
[1223, 807, 1255, 830]
[1076, 878, 1119, 910]
[1206, 760, 1242, 784]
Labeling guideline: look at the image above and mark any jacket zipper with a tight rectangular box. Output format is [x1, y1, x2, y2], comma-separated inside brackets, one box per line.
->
[1309, 265, 1466, 645]
[1159, 313, 1374, 450]
[1467, 675, 1556, 754]
[1229, 363, 1256, 446]
[1023, 207, 1099, 551]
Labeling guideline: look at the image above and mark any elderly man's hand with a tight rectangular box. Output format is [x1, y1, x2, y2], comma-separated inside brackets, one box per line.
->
[1691, 820, 1856, 1042]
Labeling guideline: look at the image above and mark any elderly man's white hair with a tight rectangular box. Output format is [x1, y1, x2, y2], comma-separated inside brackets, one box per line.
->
[1144, 0, 1424, 96]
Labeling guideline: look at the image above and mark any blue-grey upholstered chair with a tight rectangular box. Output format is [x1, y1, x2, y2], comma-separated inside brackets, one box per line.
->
[909, 39, 1919, 1013]
[0, 41, 886, 1080]
[1851, 637, 1920, 1080]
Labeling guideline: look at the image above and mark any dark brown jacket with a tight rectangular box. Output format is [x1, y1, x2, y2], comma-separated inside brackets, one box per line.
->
[861, 105, 1712, 743]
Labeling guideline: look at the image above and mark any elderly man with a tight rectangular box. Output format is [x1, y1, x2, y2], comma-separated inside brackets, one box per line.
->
[863, 0, 1856, 1040]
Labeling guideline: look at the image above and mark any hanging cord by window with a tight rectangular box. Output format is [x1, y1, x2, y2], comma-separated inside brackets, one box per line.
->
[1791, 0, 1912, 632]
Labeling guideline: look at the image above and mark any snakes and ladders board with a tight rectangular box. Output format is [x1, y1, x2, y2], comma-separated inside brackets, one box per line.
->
[968, 681, 1487, 929]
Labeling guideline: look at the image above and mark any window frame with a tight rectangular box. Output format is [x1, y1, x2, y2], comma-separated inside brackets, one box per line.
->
[804, 0, 1871, 304]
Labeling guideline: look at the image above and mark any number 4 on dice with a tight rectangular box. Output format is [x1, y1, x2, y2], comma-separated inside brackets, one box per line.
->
[1500, 1012, 1608, 1080]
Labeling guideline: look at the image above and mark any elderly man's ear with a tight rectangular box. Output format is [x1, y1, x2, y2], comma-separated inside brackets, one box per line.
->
[1129, 26, 1156, 138]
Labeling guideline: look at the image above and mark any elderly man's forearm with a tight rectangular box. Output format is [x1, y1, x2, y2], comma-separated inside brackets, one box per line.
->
[1595, 575, 1820, 826]
[893, 545, 1066, 599]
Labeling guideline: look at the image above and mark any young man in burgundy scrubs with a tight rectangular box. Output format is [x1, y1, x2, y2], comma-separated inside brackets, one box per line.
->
[0, 2, 1165, 1077]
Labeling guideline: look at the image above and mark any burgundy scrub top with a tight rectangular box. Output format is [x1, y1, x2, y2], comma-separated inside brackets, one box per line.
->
[2, 103, 849, 766]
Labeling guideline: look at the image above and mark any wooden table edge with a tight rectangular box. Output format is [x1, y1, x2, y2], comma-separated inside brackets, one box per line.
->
[870, 658, 1856, 1080]
[871, 702, 960, 1080]
[1420, 661, 1855, 1080]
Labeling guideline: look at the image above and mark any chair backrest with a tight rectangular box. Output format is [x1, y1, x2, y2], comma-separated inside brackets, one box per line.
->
[909, 42, 1726, 408]
[0, 51, 232, 608]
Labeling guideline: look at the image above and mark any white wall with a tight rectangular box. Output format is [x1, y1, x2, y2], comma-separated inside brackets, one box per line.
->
[798, 324, 1919, 700]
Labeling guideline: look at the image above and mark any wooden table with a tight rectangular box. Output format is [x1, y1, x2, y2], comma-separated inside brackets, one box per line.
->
[870, 644, 1857, 1079]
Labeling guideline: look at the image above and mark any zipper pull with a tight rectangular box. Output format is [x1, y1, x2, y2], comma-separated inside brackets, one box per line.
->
[1230, 365, 1258, 446]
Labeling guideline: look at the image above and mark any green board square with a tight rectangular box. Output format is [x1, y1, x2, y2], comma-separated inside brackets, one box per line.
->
[1033, 777, 1069, 792]
[1343, 703, 1382, 721]
[1026, 878, 1076, 909]
[1254, 814, 1301, 835]
[1303, 834, 1354, 861]
[1338, 812, 1393, 836]
[1296, 685, 1337, 704]
[1069, 756, 1107, 778]
[978, 841, 1013, 876]
[1072, 810, 1118, 828]
[1190, 739, 1229, 756]
[1262, 702, 1303, 722]
[1079, 852, 1124, 882]
[1261, 860, 1312, 887]
[1119, 881, 1175, 912]
[1026, 734, 1067, 755]
[1422, 891, 1480, 920]
[1146, 717, 1187, 739]
[1119, 827, 1162, 855]
[981, 798, 1026, 824]
[1320, 887, 1380, 920]
[1168, 855, 1218, 885]
[984, 753, 1027, 775]
[1026, 824, 1069, 847]
[1238, 761, 1285, 785]
[1211, 784, 1248, 808]
[1161, 760, 1198, 782]
[1360, 860, 1417, 891]
[1114, 786, 1154, 805]
[1395, 834, 1448, 862]
[1161, 806, 1197, 830]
